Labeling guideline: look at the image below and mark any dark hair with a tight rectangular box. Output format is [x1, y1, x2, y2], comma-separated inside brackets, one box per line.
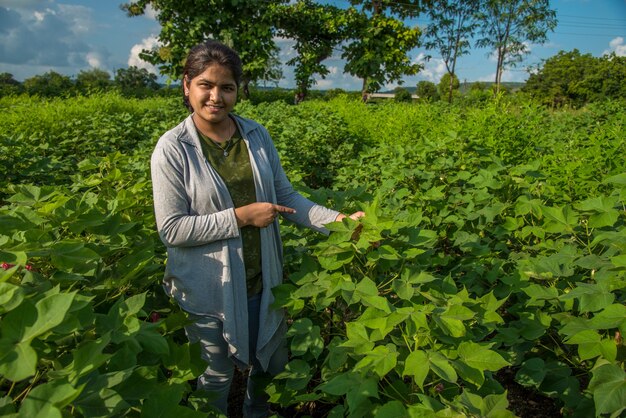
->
[182, 40, 243, 112]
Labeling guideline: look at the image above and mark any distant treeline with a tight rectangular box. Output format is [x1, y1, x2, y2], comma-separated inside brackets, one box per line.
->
[1, 49, 624, 108]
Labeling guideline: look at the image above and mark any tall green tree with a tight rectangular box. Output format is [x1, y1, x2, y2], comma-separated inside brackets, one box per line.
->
[437, 72, 459, 99]
[114, 66, 159, 97]
[342, 1, 424, 95]
[424, 0, 479, 103]
[122, 0, 287, 98]
[76, 68, 112, 94]
[475, 0, 557, 93]
[23, 71, 74, 97]
[416, 80, 439, 101]
[273, 0, 346, 100]
[0, 73, 24, 97]
[523, 49, 626, 107]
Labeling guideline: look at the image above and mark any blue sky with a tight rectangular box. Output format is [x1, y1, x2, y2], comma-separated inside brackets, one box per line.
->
[0, 0, 624, 91]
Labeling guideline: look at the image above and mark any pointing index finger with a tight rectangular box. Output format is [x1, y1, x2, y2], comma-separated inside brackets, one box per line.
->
[274, 205, 296, 214]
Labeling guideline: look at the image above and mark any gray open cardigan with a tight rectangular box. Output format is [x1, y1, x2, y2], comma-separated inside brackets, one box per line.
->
[150, 113, 340, 370]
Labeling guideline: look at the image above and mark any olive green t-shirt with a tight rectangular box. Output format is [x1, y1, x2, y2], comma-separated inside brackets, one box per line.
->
[197, 123, 262, 296]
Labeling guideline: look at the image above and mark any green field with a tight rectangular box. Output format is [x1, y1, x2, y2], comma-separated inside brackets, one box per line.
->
[0, 93, 624, 417]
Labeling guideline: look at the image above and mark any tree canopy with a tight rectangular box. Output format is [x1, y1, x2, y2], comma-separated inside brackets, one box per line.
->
[23, 71, 74, 98]
[273, 0, 346, 98]
[476, 0, 557, 93]
[122, 0, 286, 98]
[0, 73, 24, 97]
[424, 0, 479, 102]
[523, 49, 626, 107]
[114, 66, 159, 97]
[122, 0, 426, 96]
[76, 68, 112, 93]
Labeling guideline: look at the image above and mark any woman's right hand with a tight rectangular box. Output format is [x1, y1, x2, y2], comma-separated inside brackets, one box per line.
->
[235, 202, 296, 228]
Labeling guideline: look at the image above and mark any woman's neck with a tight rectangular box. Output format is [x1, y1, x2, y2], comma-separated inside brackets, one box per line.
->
[193, 114, 233, 143]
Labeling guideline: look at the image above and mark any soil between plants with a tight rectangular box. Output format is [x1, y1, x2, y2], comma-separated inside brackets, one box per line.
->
[227, 367, 562, 418]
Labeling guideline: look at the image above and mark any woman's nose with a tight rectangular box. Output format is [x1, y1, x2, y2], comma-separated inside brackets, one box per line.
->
[209, 87, 222, 101]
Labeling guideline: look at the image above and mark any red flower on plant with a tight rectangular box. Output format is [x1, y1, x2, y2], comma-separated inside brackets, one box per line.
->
[1, 262, 15, 270]
[1, 262, 34, 271]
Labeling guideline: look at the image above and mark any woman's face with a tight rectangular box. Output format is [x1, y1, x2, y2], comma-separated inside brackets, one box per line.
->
[185, 63, 237, 128]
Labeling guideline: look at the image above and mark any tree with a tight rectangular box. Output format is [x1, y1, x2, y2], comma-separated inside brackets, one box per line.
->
[0, 73, 24, 97]
[394, 86, 413, 102]
[416, 80, 439, 101]
[342, 3, 423, 95]
[114, 66, 159, 97]
[273, 0, 345, 100]
[424, 0, 479, 103]
[476, 0, 557, 94]
[438, 72, 459, 99]
[76, 68, 112, 94]
[122, 0, 288, 99]
[253, 53, 283, 89]
[523, 49, 626, 107]
[23, 71, 74, 97]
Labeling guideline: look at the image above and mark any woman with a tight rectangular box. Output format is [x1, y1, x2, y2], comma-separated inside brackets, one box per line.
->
[150, 40, 363, 417]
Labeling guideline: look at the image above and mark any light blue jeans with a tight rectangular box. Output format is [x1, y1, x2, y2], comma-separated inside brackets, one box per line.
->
[185, 293, 288, 417]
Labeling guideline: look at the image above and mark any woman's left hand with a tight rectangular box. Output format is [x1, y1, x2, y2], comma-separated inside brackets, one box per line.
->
[335, 211, 365, 222]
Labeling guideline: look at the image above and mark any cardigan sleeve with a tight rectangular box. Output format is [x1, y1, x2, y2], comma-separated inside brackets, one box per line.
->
[151, 136, 240, 247]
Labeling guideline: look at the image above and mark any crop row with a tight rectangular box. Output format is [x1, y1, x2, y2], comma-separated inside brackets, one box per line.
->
[0, 93, 624, 417]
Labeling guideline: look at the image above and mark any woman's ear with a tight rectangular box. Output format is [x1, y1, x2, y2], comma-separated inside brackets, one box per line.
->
[183, 75, 190, 95]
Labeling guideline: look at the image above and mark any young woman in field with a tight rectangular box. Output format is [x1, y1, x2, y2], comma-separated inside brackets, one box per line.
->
[150, 40, 363, 417]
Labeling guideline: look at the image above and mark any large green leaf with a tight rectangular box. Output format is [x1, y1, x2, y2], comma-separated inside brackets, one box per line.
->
[403, 350, 429, 389]
[341, 322, 375, 354]
[541, 205, 579, 233]
[23, 290, 76, 341]
[0, 283, 24, 314]
[56, 334, 113, 382]
[433, 303, 474, 338]
[574, 196, 620, 228]
[287, 318, 324, 358]
[140, 383, 205, 418]
[457, 341, 510, 372]
[375, 400, 408, 418]
[589, 304, 626, 334]
[50, 241, 100, 276]
[0, 294, 66, 380]
[20, 380, 81, 418]
[560, 282, 615, 313]
[353, 344, 398, 378]
[274, 359, 311, 390]
[515, 358, 546, 387]
[564, 329, 617, 361]
[428, 351, 457, 383]
[0, 338, 38, 381]
[588, 363, 626, 416]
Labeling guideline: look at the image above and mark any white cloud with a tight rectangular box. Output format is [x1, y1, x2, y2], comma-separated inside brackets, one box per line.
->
[478, 69, 527, 83]
[144, 4, 158, 20]
[314, 78, 334, 89]
[412, 53, 447, 83]
[604, 37, 626, 56]
[0, 0, 48, 9]
[86, 51, 103, 68]
[128, 36, 160, 73]
[58, 4, 93, 34]
[314, 71, 360, 90]
[0, 4, 91, 69]
[33, 10, 45, 22]
[275, 36, 297, 62]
